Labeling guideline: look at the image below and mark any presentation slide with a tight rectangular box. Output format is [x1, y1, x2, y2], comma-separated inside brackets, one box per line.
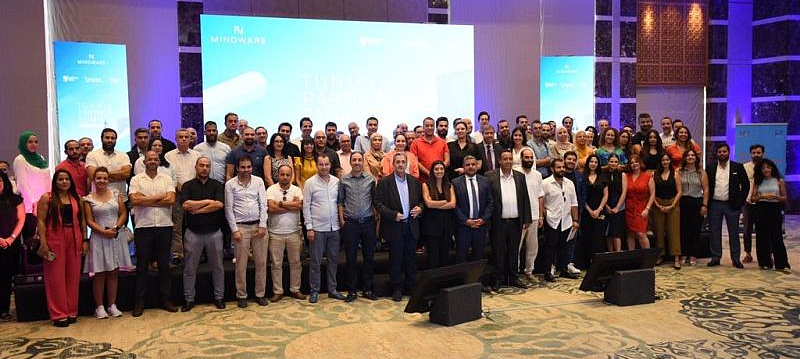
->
[201, 15, 474, 138]
[54, 41, 131, 160]
[540, 56, 594, 133]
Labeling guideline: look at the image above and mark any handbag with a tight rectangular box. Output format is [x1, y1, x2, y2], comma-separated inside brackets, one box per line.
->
[117, 226, 134, 243]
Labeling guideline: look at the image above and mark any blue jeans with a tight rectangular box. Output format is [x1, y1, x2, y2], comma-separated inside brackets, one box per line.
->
[343, 218, 376, 292]
[709, 200, 741, 262]
[309, 230, 341, 293]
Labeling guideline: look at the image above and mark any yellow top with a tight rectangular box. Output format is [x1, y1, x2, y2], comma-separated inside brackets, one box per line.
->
[294, 156, 317, 189]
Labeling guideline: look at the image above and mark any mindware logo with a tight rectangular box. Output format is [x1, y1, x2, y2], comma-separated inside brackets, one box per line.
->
[208, 25, 267, 46]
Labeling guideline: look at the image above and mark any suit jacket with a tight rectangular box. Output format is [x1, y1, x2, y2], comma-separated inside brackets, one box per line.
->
[374, 173, 424, 240]
[126, 147, 144, 183]
[476, 141, 501, 175]
[707, 160, 750, 208]
[485, 169, 532, 226]
[452, 174, 494, 226]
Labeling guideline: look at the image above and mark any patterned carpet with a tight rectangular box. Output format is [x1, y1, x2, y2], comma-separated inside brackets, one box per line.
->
[1, 217, 797, 358]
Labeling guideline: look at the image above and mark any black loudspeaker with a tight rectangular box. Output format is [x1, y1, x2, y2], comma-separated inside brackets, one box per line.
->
[429, 282, 482, 326]
[604, 268, 655, 306]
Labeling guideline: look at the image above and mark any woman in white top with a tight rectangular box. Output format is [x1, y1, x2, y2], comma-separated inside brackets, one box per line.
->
[510, 126, 532, 170]
[750, 159, 790, 272]
[13, 131, 51, 213]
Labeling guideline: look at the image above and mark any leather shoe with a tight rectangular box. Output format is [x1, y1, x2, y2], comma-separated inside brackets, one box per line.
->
[256, 297, 269, 306]
[53, 319, 69, 327]
[560, 271, 579, 279]
[491, 283, 501, 292]
[345, 292, 357, 302]
[290, 291, 306, 300]
[707, 259, 721, 267]
[181, 301, 194, 312]
[67, 317, 77, 324]
[132, 302, 144, 317]
[481, 284, 492, 293]
[509, 280, 529, 289]
[214, 300, 226, 309]
[309, 292, 319, 303]
[733, 261, 744, 269]
[269, 294, 284, 303]
[362, 291, 378, 301]
[161, 301, 178, 313]
[392, 289, 403, 302]
[543, 273, 557, 282]
[237, 299, 248, 308]
[328, 291, 346, 300]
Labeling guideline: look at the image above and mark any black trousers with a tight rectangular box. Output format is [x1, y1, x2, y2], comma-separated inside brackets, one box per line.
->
[575, 210, 607, 269]
[135, 226, 172, 302]
[754, 202, 789, 269]
[426, 234, 451, 268]
[679, 197, 703, 257]
[389, 222, 417, 290]
[343, 218, 376, 292]
[0, 242, 20, 313]
[542, 223, 571, 274]
[491, 218, 522, 284]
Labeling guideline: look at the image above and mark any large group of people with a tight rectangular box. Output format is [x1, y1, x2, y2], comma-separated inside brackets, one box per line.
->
[0, 112, 791, 327]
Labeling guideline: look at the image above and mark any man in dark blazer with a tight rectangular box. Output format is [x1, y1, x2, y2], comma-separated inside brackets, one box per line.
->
[706, 143, 750, 268]
[452, 155, 494, 263]
[127, 128, 150, 183]
[476, 125, 501, 175]
[374, 152, 424, 301]
[485, 150, 531, 290]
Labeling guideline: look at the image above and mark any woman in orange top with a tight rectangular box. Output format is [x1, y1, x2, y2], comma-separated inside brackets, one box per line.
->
[665, 126, 701, 168]
[574, 131, 594, 171]
[381, 133, 419, 179]
[364, 133, 385, 181]
[625, 154, 655, 251]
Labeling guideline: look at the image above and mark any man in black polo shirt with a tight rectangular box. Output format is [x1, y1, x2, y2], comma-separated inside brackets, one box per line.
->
[180, 156, 226, 311]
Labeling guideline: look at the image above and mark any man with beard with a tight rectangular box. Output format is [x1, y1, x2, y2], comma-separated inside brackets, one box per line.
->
[496, 120, 512, 150]
[218, 113, 242, 149]
[452, 155, 493, 263]
[225, 127, 268, 180]
[528, 120, 552, 177]
[180, 157, 226, 312]
[78, 137, 94, 162]
[255, 126, 268, 150]
[194, 121, 231, 183]
[324, 122, 340, 151]
[540, 158, 579, 282]
[314, 131, 342, 177]
[742, 144, 765, 264]
[706, 143, 749, 268]
[56, 140, 88, 196]
[435, 116, 449, 141]
[541, 122, 555, 146]
[277, 122, 301, 158]
[149, 119, 177, 154]
[86, 128, 132, 200]
[517, 148, 544, 283]
[561, 151, 585, 276]
[410, 117, 449, 183]
[630, 113, 654, 147]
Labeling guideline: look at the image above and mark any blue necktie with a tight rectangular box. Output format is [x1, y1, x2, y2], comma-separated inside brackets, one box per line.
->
[469, 178, 479, 218]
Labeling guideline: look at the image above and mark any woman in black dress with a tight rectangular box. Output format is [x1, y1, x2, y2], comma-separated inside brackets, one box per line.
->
[0, 172, 25, 320]
[639, 130, 664, 172]
[421, 161, 455, 268]
[447, 121, 482, 180]
[603, 153, 627, 252]
[577, 154, 608, 268]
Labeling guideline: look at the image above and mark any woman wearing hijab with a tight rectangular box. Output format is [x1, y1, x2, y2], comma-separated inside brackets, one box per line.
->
[365, 133, 385, 180]
[549, 126, 576, 161]
[13, 131, 51, 214]
[574, 131, 595, 171]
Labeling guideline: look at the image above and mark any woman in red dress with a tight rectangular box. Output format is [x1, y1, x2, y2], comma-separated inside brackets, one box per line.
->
[625, 154, 655, 251]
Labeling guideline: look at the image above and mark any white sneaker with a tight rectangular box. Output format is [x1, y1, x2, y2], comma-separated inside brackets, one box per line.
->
[95, 305, 109, 319]
[106, 304, 122, 317]
[567, 263, 581, 275]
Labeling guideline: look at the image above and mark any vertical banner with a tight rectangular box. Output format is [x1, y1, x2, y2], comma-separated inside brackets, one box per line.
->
[735, 123, 787, 175]
[54, 41, 130, 161]
[540, 56, 595, 132]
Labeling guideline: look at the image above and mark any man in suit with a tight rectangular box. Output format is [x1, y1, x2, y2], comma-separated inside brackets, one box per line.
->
[706, 143, 750, 268]
[452, 155, 494, 263]
[486, 150, 531, 291]
[127, 128, 149, 182]
[476, 125, 501, 175]
[375, 152, 424, 301]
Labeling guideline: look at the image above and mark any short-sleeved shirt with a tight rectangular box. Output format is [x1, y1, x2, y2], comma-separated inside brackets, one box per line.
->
[85, 149, 131, 200]
[410, 135, 449, 182]
[194, 141, 231, 183]
[542, 176, 579, 230]
[129, 172, 175, 228]
[226, 145, 268, 179]
[180, 177, 225, 233]
[266, 183, 303, 234]
[165, 148, 201, 186]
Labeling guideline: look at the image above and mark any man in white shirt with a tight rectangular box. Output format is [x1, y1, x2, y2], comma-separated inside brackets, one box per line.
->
[129, 151, 177, 317]
[165, 128, 201, 265]
[194, 121, 232, 183]
[660, 116, 675, 146]
[291, 117, 314, 149]
[266, 164, 306, 302]
[741, 144, 764, 264]
[540, 158, 579, 282]
[303, 154, 345, 303]
[86, 128, 132, 201]
[518, 148, 544, 283]
[224, 155, 269, 308]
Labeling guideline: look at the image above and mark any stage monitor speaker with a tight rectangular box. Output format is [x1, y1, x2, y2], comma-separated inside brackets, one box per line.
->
[604, 268, 655, 306]
[429, 282, 482, 326]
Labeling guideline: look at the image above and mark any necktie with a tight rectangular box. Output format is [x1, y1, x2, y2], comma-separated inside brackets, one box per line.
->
[469, 178, 479, 218]
[486, 145, 494, 170]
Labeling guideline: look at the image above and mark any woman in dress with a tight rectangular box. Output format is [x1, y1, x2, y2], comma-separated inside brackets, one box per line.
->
[382, 134, 420, 179]
[83, 167, 131, 318]
[265, 133, 293, 187]
[36, 169, 86, 327]
[574, 131, 595, 171]
[13, 131, 51, 214]
[666, 126, 701, 169]
[679, 148, 708, 266]
[447, 122, 482, 179]
[597, 128, 628, 169]
[293, 136, 317, 190]
[639, 130, 664, 172]
[603, 153, 627, 252]
[624, 154, 655, 251]
[421, 161, 455, 268]
[750, 159, 790, 272]
[577, 154, 608, 268]
[0, 172, 24, 320]
[365, 133, 385, 181]
[651, 153, 682, 268]
[549, 126, 576, 161]
[510, 126, 531, 170]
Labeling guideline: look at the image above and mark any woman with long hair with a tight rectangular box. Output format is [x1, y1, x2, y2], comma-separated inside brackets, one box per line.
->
[265, 133, 294, 187]
[36, 169, 86, 327]
[365, 133, 385, 180]
[651, 153, 682, 268]
[624, 154, 655, 251]
[421, 161, 455, 268]
[0, 172, 24, 320]
[679, 148, 708, 266]
[750, 159, 790, 272]
[603, 153, 627, 251]
[584, 126, 599, 148]
[447, 122, 482, 179]
[640, 130, 664, 172]
[510, 126, 532, 170]
[619, 130, 635, 158]
[576, 154, 608, 268]
[666, 126, 701, 168]
[574, 130, 595, 171]
[382, 133, 420, 178]
[597, 128, 628, 169]
[83, 167, 131, 318]
[293, 136, 317, 190]
[13, 131, 51, 214]
[549, 126, 576, 161]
